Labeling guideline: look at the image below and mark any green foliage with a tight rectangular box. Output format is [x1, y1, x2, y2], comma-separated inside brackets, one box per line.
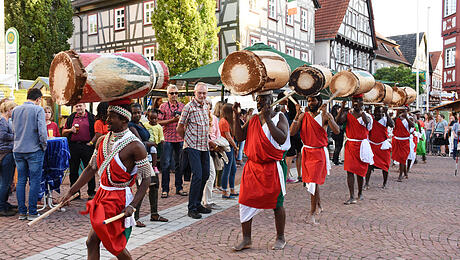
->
[153, 0, 220, 76]
[5, 0, 74, 80]
[373, 65, 425, 94]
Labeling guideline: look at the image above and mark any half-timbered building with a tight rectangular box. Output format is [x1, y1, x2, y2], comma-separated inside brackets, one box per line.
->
[429, 51, 443, 106]
[372, 33, 410, 74]
[314, 0, 377, 72]
[441, 0, 459, 93]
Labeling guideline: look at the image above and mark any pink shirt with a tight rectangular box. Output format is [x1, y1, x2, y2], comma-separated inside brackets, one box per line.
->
[209, 115, 221, 141]
[159, 101, 185, 143]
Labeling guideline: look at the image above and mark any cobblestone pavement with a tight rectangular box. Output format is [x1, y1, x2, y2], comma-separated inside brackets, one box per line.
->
[1, 155, 460, 259]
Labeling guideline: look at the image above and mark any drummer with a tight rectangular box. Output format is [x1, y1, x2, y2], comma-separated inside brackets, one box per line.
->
[364, 106, 394, 190]
[336, 94, 373, 204]
[392, 106, 414, 182]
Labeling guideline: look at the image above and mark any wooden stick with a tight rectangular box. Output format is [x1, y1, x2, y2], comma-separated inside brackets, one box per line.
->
[103, 209, 136, 225]
[28, 193, 79, 226]
[271, 91, 297, 108]
[324, 91, 341, 106]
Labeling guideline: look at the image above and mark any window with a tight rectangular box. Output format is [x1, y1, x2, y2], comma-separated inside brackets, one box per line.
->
[268, 40, 277, 50]
[393, 47, 401, 56]
[268, 0, 276, 20]
[444, 0, 456, 17]
[249, 35, 261, 46]
[88, 14, 98, 35]
[300, 8, 308, 31]
[143, 45, 155, 61]
[114, 7, 125, 30]
[286, 8, 294, 26]
[286, 46, 294, 56]
[445, 47, 456, 67]
[381, 42, 389, 52]
[335, 43, 340, 60]
[249, 0, 257, 11]
[301, 51, 309, 62]
[144, 1, 155, 25]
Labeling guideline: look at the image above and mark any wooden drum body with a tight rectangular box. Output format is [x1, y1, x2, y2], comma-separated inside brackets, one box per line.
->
[402, 87, 417, 105]
[289, 64, 332, 96]
[49, 50, 169, 105]
[221, 50, 290, 95]
[363, 82, 393, 104]
[329, 70, 375, 97]
[391, 87, 407, 107]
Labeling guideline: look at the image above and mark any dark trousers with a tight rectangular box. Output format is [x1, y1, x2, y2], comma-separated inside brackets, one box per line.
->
[135, 175, 159, 220]
[0, 153, 15, 211]
[161, 141, 183, 193]
[69, 142, 95, 195]
[186, 148, 210, 211]
[332, 131, 344, 164]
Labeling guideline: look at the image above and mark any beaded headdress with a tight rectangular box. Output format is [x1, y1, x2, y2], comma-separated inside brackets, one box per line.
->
[108, 98, 132, 121]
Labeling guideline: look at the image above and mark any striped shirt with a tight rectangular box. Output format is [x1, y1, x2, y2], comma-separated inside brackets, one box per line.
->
[179, 98, 209, 151]
[159, 101, 185, 143]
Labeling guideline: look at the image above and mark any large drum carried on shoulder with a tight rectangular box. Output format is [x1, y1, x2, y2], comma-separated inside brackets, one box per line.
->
[329, 70, 375, 97]
[49, 50, 169, 105]
[289, 64, 332, 96]
[401, 87, 417, 105]
[363, 82, 393, 105]
[221, 50, 291, 95]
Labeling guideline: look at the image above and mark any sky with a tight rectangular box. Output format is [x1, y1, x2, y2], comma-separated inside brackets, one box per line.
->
[372, 0, 443, 52]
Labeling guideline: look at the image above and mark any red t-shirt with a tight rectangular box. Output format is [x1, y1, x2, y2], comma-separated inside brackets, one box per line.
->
[219, 118, 232, 139]
[94, 119, 109, 135]
[47, 122, 60, 137]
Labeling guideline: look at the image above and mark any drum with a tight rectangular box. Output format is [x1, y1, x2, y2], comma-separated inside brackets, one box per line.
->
[289, 64, 332, 96]
[49, 50, 169, 105]
[391, 86, 407, 107]
[363, 82, 393, 104]
[221, 50, 291, 95]
[329, 70, 375, 97]
[402, 87, 417, 105]
[382, 84, 393, 104]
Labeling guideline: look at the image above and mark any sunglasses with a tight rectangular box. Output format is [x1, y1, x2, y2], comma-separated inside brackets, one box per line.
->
[168, 92, 179, 95]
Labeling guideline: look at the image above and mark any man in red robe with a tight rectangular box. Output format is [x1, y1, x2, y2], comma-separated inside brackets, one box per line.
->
[336, 95, 373, 204]
[392, 107, 414, 182]
[290, 95, 340, 224]
[365, 106, 394, 190]
[61, 99, 151, 259]
[232, 91, 290, 251]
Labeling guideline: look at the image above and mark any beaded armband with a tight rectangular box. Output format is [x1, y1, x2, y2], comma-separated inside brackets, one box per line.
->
[135, 157, 154, 178]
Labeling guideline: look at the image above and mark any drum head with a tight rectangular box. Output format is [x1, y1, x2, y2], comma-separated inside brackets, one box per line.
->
[402, 87, 417, 105]
[49, 51, 87, 105]
[391, 87, 406, 107]
[290, 65, 324, 96]
[329, 70, 358, 97]
[382, 84, 393, 104]
[363, 82, 384, 103]
[221, 50, 267, 95]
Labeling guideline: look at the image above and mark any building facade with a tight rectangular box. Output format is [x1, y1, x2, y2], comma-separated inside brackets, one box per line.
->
[429, 51, 443, 106]
[217, 0, 320, 63]
[441, 0, 459, 93]
[314, 0, 377, 72]
[372, 33, 410, 74]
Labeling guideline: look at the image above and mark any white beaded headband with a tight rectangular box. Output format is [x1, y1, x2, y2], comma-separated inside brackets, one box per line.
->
[108, 105, 132, 121]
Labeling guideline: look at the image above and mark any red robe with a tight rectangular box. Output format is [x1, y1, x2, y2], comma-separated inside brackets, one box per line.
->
[369, 119, 391, 172]
[81, 138, 136, 256]
[300, 112, 328, 185]
[391, 118, 410, 164]
[344, 113, 370, 177]
[239, 115, 285, 209]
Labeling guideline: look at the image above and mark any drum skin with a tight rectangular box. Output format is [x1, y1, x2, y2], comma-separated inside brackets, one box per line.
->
[363, 81, 385, 103]
[49, 50, 169, 105]
[402, 87, 417, 105]
[391, 87, 407, 107]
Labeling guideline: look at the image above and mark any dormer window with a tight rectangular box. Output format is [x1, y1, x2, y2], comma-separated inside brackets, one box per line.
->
[393, 47, 401, 56]
[381, 42, 389, 52]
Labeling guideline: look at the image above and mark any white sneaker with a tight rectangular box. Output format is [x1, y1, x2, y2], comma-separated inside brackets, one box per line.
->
[27, 213, 40, 221]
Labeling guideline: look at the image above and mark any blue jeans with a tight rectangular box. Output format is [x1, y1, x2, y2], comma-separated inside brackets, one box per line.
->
[186, 148, 209, 211]
[221, 146, 236, 191]
[161, 141, 183, 193]
[453, 138, 458, 159]
[237, 141, 245, 161]
[0, 153, 15, 211]
[14, 150, 45, 215]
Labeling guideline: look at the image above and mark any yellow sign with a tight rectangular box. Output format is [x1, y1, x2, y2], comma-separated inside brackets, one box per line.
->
[13, 89, 27, 105]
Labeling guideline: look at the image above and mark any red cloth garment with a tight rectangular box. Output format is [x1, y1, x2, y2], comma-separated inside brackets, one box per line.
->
[239, 115, 285, 209]
[300, 113, 328, 185]
[344, 113, 370, 177]
[81, 138, 136, 256]
[46, 122, 60, 137]
[391, 118, 410, 164]
[369, 119, 391, 172]
[94, 119, 109, 135]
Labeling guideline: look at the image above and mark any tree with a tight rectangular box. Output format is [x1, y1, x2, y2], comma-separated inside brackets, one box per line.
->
[5, 0, 74, 80]
[373, 65, 425, 94]
[153, 0, 219, 76]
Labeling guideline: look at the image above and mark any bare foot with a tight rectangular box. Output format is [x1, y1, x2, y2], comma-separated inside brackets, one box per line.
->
[344, 198, 357, 205]
[316, 206, 323, 215]
[272, 237, 286, 250]
[232, 238, 252, 251]
[358, 194, 364, 201]
[363, 184, 369, 191]
[306, 214, 319, 225]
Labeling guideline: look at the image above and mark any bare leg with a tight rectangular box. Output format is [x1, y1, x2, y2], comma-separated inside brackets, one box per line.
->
[233, 219, 252, 251]
[286, 156, 294, 180]
[296, 153, 302, 180]
[307, 186, 319, 225]
[344, 172, 357, 204]
[86, 228, 101, 260]
[116, 249, 132, 260]
[382, 170, 388, 188]
[364, 166, 372, 190]
[357, 175, 364, 200]
[397, 163, 404, 182]
[405, 160, 411, 178]
[272, 206, 286, 250]
[316, 185, 322, 214]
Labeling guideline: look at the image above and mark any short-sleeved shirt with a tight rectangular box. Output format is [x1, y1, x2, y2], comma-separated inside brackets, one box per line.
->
[219, 117, 231, 139]
[94, 119, 108, 135]
[179, 98, 209, 151]
[145, 123, 164, 144]
[69, 112, 91, 142]
[47, 122, 60, 137]
[434, 120, 448, 133]
[158, 101, 185, 143]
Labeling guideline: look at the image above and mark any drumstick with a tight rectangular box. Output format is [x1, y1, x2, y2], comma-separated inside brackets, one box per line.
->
[28, 193, 79, 226]
[271, 91, 297, 108]
[283, 90, 298, 105]
[103, 209, 136, 225]
[324, 91, 340, 106]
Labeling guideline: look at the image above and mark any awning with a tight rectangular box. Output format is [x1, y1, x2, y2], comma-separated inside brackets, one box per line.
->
[430, 100, 460, 112]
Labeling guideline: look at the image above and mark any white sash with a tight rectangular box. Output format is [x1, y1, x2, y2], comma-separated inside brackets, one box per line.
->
[346, 136, 374, 164]
[369, 139, 392, 150]
[99, 183, 135, 229]
[394, 136, 410, 140]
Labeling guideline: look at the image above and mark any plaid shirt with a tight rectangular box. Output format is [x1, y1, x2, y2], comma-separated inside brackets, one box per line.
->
[159, 101, 185, 142]
[179, 98, 209, 151]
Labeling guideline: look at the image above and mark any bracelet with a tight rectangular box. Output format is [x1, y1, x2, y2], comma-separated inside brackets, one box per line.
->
[127, 204, 135, 210]
[88, 141, 94, 146]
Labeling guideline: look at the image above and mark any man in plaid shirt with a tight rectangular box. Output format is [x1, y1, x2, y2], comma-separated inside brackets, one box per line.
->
[158, 85, 187, 198]
[177, 82, 211, 219]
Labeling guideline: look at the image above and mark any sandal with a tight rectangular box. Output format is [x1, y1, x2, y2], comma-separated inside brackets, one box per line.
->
[135, 221, 146, 227]
[161, 192, 168, 198]
[176, 190, 188, 196]
[150, 215, 169, 222]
